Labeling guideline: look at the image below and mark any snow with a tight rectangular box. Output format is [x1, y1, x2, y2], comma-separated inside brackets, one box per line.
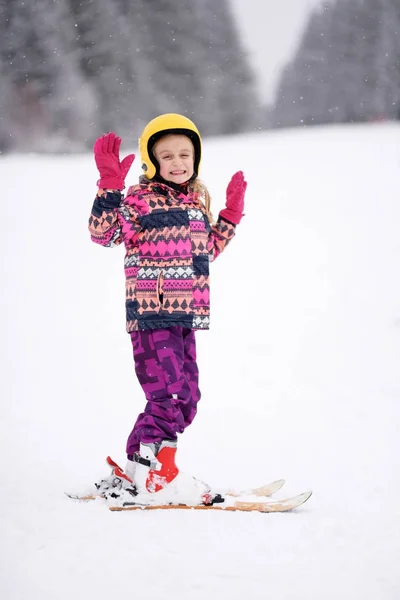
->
[2, 123, 400, 599]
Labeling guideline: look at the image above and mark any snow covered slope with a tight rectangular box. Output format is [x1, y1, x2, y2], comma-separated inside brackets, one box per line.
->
[1, 123, 400, 599]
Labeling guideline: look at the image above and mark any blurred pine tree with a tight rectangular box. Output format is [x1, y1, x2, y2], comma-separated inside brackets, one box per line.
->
[0, 0, 258, 152]
[271, 0, 400, 129]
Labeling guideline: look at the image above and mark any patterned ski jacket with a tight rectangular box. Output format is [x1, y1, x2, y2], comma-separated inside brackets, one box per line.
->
[88, 177, 236, 331]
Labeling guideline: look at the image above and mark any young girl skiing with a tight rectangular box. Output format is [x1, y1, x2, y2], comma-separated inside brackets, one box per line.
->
[89, 113, 247, 504]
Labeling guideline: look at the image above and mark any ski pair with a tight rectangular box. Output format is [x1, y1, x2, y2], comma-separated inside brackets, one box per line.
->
[66, 456, 312, 513]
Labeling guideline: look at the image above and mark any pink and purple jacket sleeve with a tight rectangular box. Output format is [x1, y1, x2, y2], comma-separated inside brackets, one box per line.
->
[208, 217, 236, 261]
[88, 190, 142, 247]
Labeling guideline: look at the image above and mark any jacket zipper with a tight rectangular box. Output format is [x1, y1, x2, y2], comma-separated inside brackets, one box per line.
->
[157, 269, 164, 309]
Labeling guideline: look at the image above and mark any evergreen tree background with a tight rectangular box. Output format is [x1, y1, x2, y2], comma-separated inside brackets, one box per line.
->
[271, 0, 400, 128]
[0, 0, 258, 152]
[2, 0, 400, 151]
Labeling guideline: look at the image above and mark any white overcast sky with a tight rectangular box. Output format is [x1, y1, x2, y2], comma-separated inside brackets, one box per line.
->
[230, 0, 324, 103]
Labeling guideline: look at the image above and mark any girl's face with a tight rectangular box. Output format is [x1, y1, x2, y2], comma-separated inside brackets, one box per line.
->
[153, 134, 194, 184]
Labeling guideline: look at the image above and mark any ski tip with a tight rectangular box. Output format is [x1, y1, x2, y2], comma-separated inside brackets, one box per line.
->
[234, 489, 313, 513]
[65, 492, 97, 501]
[255, 478, 286, 496]
[65, 492, 84, 500]
[290, 490, 312, 508]
[273, 479, 286, 487]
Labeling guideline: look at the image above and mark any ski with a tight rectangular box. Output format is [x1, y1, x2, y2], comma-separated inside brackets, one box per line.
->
[66, 456, 286, 502]
[109, 491, 312, 513]
[66, 478, 285, 502]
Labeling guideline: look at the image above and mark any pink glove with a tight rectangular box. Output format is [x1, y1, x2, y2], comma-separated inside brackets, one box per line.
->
[219, 171, 247, 225]
[94, 132, 135, 190]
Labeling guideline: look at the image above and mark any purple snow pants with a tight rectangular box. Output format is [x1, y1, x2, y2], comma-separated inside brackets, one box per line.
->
[126, 327, 201, 457]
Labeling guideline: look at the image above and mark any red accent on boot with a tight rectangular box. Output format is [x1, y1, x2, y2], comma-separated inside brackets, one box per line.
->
[106, 456, 132, 483]
[146, 446, 179, 493]
[202, 493, 213, 505]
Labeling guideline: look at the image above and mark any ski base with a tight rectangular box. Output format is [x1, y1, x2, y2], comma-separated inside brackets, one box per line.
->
[109, 491, 312, 513]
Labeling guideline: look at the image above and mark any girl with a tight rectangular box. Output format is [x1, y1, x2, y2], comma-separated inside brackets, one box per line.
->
[89, 113, 247, 502]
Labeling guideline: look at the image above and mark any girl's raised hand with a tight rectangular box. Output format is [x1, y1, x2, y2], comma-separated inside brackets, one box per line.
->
[94, 132, 135, 191]
[219, 171, 247, 225]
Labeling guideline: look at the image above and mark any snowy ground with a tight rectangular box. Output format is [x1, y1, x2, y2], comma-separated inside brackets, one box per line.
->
[1, 123, 400, 599]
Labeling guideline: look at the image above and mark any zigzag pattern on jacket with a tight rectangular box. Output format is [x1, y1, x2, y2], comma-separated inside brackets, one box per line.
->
[89, 177, 236, 331]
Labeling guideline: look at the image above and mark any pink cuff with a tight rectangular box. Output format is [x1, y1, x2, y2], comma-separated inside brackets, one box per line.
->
[219, 207, 243, 225]
[97, 177, 125, 191]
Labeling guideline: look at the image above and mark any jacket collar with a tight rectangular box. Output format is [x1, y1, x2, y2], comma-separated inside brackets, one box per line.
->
[139, 174, 196, 193]
[138, 175, 199, 204]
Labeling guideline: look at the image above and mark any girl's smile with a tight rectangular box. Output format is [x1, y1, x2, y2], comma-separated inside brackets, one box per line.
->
[153, 134, 195, 184]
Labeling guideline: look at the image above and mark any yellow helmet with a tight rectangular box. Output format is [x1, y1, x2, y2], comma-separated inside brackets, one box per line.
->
[139, 113, 202, 180]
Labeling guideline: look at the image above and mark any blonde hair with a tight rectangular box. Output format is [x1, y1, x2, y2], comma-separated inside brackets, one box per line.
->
[191, 178, 214, 224]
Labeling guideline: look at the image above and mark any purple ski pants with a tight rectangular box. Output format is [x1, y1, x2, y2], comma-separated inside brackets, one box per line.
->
[126, 326, 201, 457]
